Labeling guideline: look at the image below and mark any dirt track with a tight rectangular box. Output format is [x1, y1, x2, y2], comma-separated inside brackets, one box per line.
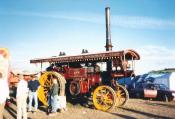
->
[3, 99, 175, 119]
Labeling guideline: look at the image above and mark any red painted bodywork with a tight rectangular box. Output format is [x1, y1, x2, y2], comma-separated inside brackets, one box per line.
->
[66, 68, 88, 78]
[52, 67, 101, 94]
[30, 50, 140, 95]
[61, 67, 101, 94]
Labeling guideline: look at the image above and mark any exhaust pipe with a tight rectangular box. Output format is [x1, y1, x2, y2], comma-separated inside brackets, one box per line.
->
[105, 7, 113, 51]
[105, 7, 113, 74]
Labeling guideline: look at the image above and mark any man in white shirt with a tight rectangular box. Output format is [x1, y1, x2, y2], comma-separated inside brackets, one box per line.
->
[16, 70, 30, 119]
[0, 69, 9, 119]
[0, 48, 10, 119]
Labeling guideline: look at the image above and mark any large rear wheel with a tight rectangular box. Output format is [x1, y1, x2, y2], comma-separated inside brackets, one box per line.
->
[37, 71, 66, 106]
[93, 85, 116, 111]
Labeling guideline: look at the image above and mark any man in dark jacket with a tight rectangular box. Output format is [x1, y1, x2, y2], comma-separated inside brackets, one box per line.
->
[28, 75, 40, 112]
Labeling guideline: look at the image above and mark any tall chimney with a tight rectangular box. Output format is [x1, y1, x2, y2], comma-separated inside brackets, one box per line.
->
[105, 7, 113, 51]
[105, 7, 113, 74]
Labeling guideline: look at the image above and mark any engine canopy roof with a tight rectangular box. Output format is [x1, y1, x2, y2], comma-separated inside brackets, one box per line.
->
[30, 49, 140, 64]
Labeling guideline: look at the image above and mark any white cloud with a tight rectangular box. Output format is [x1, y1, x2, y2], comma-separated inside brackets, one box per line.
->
[1, 11, 175, 29]
[35, 13, 175, 29]
[135, 45, 175, 74]
[10, 45, 175, 75]
[137, 45, 175, 60]
[112, 16, 175, 29]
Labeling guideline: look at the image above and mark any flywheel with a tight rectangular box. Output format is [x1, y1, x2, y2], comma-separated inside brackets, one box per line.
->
[37, 71, 66, 106]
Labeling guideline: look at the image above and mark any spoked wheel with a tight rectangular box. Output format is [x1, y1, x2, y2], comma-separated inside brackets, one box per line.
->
[115, 85, 129, 107]
[93, 85, 116, 111]
[37, 71, 66, 106]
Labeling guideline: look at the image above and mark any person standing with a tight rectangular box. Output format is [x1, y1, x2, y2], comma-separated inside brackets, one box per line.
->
[51, 78, 59, 114]
[16, 71, 30, 119]
[28, 75, 40, 112]
[50, 77, 67, 115]
[0, 48, 10, 119]
[0, 69, 9, 119]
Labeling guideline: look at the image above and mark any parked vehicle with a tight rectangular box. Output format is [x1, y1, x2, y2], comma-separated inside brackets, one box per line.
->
[129, 82, 174, 102]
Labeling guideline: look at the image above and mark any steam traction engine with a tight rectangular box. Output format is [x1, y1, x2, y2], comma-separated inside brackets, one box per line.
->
[30, 7, 140, 111]
[30, 50, 140, 111]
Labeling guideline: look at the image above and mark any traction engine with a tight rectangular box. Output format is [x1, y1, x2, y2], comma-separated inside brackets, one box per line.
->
[30, 6, 140, 111]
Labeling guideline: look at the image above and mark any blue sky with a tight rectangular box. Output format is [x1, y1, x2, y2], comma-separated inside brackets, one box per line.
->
[0, 0, 175, 74]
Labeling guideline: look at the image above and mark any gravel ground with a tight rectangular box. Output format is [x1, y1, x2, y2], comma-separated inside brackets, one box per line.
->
[3, 99, 175, 119]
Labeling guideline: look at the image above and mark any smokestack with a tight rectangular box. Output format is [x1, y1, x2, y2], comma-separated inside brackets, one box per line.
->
[105, 7, 113, 51]
[105, 7, 113, 74]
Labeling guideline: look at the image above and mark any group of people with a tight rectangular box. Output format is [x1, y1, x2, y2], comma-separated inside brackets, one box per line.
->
[15, 70, 39, 119]
[0, 48, 67, 119]
[15, 71, 67, 118]
[0, 47, 40, 119]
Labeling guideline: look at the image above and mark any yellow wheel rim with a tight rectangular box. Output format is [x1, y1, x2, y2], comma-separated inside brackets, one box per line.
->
[37, 86, 49, 106]
[115, 85, 129, 107]
[38, 71, 62, 106]
[93, 85, 116, 111]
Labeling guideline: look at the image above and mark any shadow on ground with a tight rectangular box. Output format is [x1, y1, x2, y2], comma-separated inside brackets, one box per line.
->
[120, 107, 172, 119]
[145, 101, 175, 109]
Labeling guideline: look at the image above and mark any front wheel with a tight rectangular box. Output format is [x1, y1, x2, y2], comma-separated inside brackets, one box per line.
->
[115, 85, 129, 107]
[162, 94, 169, 102]
[93, 85, 116, 111]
